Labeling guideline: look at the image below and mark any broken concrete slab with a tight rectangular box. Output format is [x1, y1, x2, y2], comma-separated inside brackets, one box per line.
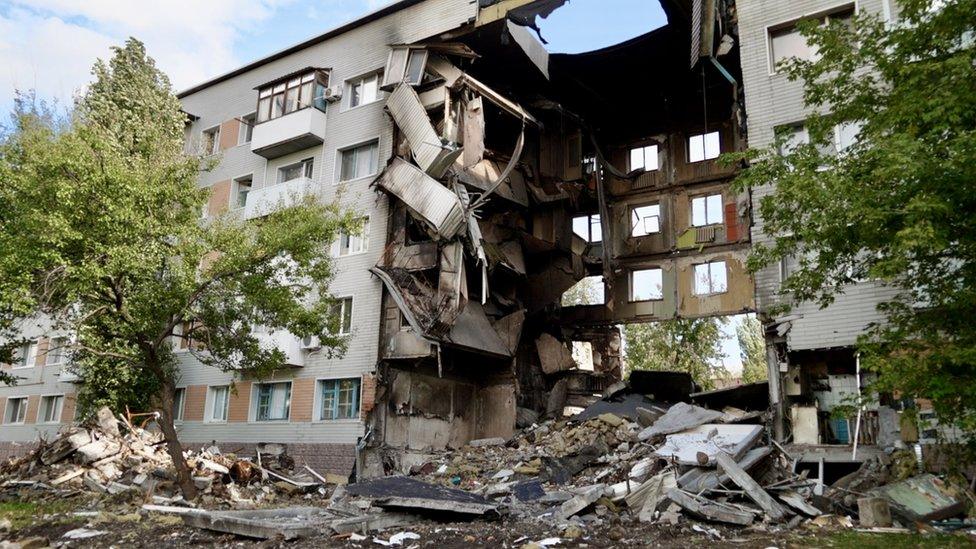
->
[654, 424, 763, 466]
[536, 333, 575, 374]
[638, 402, 725, 441]
[666, 488, 754, 526]
[715, 452, 788, 522]
[345, 476, 498, 517]
[778, 490, 821, 517]
[857, 497, 892, 527]
[559, 484, 605, 519]
[145, 505, 331, 540]
[678, 446, 771, 492]
[868, 474, 965, 522]
[572, 392, 663, 424]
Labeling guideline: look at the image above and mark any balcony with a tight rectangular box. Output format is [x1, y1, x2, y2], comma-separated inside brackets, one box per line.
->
[243, 177, 314, 220]
[58, 367, 82, 383]
[250, 107, 327, 159]
[252, 328, 305, 367]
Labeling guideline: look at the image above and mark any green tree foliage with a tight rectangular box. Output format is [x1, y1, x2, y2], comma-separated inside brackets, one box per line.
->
[736, 316, 767, 383]
[624, 318, 728, 390]
[0, 39, 357, 497]
[729, 0, 976, 437]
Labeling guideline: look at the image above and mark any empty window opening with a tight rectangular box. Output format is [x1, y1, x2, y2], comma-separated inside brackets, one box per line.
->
[172, 388, 186, 421]
[319, 378, 360, 420]
[694, 261, 728, 295]
[4, 397, 27, 424]
[39, 395, 63, 423]
[339, 140, 379, 182]
[631, 204, 661, 237]
[688, 131, 720, 162]
[201, 126, 220, 156]
[572, 341, 595, 371]
[630, 268, 664, 302]
[238, 112, 256, 145]
[692, 193, 723, 227]
[334, 217, 370, 256]
[572, 214, 602, 243]
[208, 385, 229, 422]
[278, 158, 314, 184]
[629, 144, 659, 171]
[256, 382, 291, 421]
[233, 175, 252, 209]
[562, 275, 606, 306]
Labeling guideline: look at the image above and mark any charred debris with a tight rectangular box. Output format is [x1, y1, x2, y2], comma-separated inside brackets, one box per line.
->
[363, 0, 752, 473]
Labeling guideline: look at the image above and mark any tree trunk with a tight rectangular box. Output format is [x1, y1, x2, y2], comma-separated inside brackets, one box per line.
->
[155, 380, 198, 500]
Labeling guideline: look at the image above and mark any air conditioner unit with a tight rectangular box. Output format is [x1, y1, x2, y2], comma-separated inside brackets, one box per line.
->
[300, 335, 321, 350]
[322, 87, 342, 103]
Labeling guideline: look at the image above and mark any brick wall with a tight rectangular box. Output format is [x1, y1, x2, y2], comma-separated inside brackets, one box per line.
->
[0, 441, 36, 462]
[61, 393, 77, 423]
[207, 180, 232, 216]
[204, 441, 356, 476]
[34, 338, 49, 367]
[24, 395, 39, 424]
[228, 381, 251, 423]
[361, 373, 377, 416]
[219, 118, 240, 151]
[291, 378, 315, 422]
[184, 385, 207, 421]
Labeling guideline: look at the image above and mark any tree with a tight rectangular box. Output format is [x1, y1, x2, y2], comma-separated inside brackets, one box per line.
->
[729, 0, 976, 437]
[0, 39, 357, 498]
[561, 276, 603, 306]
[624, 318, 728, 390]
[736, 316, 767, 383]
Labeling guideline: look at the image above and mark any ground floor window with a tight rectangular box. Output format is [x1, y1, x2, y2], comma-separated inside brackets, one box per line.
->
[39, 395, 63, 423]
[208, 386, 229, 422]
[4, 397, 27, 424]
[319, 378, 360, 420]
[256, 382, 291, 421]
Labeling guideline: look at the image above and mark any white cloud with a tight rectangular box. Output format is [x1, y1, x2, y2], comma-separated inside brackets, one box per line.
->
[0, 0, 295, 109]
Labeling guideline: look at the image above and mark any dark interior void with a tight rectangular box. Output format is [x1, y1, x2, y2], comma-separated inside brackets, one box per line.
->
[796, 460, 863, 485]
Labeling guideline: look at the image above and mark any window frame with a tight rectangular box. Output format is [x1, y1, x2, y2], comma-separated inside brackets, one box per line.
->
[37, 393, 64, 424]
[629, 268, 664, 302]
[201, 126, 221, 156]
[238, 112, 256, 145]
[255, 70, 329, 124]
[345, 71, 384, 110]
[231, 173, 253, 210]
[334, 216, 370, 257]
[688, 131, 721, 163]
[44, 337, 68, 367]
[206, 385, 230, 423]
[172, 387, 186, 422]
[691, 193, 724, 227]
[693, 261, 729, 296]
[383, 46, 428, 88]
[630, 203, 662, 238]
[336, 139, 380, 183]
[628, 144, 659, 172]
[315, 377, 361, 421]
[3, 396, 28, 425]
[329, 296, 354, 336]
[13, 340, 38, 369]
[254, 381, 292, 422]
[766, 3, 857, 75]
[572, 214, 602, 243]
[277, 158, 314, 185]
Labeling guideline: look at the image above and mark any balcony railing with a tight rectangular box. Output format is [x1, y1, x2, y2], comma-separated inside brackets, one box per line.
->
[250, 107, 327, 159]
[242, 177, 314, 220]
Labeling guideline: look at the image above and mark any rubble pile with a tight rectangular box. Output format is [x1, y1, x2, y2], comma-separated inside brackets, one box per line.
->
[0, 407, 324, 507]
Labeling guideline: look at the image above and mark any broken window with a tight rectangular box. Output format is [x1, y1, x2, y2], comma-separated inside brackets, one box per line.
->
[278, 158, 314, 184]
[572, 214, 602, 243]
[334, 217, 370, 256]
[201, 126, 220, 156]
[562, 275, 605, 306]
[256, 382, 291, 421]
[319, 378, 360, 420]
[238, 112, 255, 145]
[329, 297, 353, 335]
[630, 268, 663, 302]
[382, 46, 427, 88]
[769, 7, 854, 71]
[3, 397, 27, 424]
[694, 261, 728, 295]
[339, 140, 379, 182]
[172, 388, 186, 422]
[39, 395, 63, 423]
[256, 70, 328, 122]
[208, 386, 229, 422]
[348, 72, 381, 108]
[691, 193, 723, 227]
[629, 144, 659, 171]
[630, 204, 661, 237]
[688, 131, 720, 162]
[14, 340, 37, 368]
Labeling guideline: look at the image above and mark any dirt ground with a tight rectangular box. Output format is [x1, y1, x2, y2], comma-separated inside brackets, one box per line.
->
[2, 492, 973, 549]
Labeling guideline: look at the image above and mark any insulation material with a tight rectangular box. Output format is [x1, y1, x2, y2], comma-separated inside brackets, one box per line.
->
[386, 83, 461, 178]
[373, 158, 465, 239]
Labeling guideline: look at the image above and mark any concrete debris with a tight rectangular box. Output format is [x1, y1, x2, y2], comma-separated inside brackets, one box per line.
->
[653, 424, 763, 466]
[637, 402, 725, 441]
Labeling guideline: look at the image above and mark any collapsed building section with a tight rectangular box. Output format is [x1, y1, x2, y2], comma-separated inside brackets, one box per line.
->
[361, 0, 750, 473]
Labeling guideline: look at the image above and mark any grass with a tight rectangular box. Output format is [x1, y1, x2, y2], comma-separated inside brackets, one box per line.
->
[805, 531, 975, 548]
[0, 500, 82, 531]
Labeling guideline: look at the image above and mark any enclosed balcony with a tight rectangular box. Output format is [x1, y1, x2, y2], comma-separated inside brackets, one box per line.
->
[252, 327, 305, 367]
[243, 176, 314, 220]
[250, 68, 330, 159]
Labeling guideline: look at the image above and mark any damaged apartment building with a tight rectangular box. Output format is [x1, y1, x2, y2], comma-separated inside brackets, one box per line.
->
[0, 0, 905, 477]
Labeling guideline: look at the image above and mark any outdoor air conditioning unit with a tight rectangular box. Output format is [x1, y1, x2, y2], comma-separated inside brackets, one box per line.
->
[300, 335, 321, 350]
[322, 87, 342, 103]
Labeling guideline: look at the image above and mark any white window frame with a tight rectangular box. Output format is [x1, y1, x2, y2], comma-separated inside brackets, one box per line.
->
[252, 381, 292, 422]
[201, 125, 220, 156]
[629, 144, 659, 172]
[231, 173, 253, 210]
[383, 46, 428, 88]
[206, 385, 230, 423]
[333, 216, 370, 257]
[688, 131, 721, 163]
[336, 139, 380, 183]
[277, 157, 314, 185]
[237, 112, 256, 145]
[765, 3, 858, 75]
[345, 71, 383, 110]
[13, 340, 38, 369]
[330, 296, 354, 336]
[37, 393, 64, 424]
[630, 203, 661, 237]
[4, 396, 28, 425]
[630, 268, 664, 302]
[44, 337, 68, 367]
[691, 193, 724, 227]
[694, 261, 729, 296]
[314, 376, 362, 422]
[572, 214, 602, 243]
[172, 387, 186, 423]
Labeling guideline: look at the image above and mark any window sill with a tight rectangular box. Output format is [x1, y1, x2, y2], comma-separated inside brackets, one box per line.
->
[341, 98, 383, 114]
[312, 417, 362, 424]
[11, 366, 34, 370]
[204, 419, 228, 424]
[252, 418, 291, 424]
[334, 250, 369, 259]
[38, 420, 61, 425]
[335, 173, 378, 186]
[693, 291, 728, 298]
[628, 298, 664, 303]
[4, 422, 26, 426]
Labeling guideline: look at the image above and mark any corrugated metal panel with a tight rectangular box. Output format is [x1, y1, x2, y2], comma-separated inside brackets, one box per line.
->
[386, 83, 457, 178]
[375, 158, 465, 238]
